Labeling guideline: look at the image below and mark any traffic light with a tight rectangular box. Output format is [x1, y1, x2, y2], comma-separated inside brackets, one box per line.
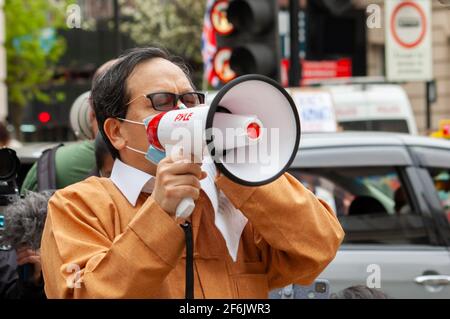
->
[211, 0, 280, 85]
[38, 112, 52, 124]
[306, 0, 367, 76]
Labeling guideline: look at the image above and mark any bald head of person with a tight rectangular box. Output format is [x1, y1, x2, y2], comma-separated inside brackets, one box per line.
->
[87, 59, 121, 137]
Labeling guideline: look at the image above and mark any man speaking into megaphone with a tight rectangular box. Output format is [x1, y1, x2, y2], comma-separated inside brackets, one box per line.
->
[40, 47, 344, 299]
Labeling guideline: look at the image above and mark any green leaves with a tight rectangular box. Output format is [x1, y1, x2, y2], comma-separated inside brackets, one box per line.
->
[119, 0, 206, 86]
[4, 0, 69, 109]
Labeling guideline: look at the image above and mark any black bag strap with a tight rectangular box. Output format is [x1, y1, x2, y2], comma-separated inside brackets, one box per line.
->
[180, 222, 194, 299]
[37, 144, 64, 191]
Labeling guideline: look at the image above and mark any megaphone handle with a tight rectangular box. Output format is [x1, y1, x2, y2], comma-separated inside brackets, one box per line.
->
[176, 197, 196, 219]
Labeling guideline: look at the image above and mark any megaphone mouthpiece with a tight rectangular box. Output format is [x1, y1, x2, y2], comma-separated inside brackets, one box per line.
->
[247, 122, 261, 140]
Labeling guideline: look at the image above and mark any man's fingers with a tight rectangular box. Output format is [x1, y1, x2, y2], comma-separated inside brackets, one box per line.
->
[16, 249, 36, 260]
[153, 148, 207, 216]
[17, 255, 40, 266]
[16, 246, 30, 254]
[162, 161, 203, 178]
[16, 250, 27, 259]
[166, 185, 201, 201]
[166, 174, 202, 189]
[167, 146, 202, 164]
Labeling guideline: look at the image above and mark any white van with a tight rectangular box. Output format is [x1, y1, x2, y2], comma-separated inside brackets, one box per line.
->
[325, 84, 418, 135]
[206, 82, 418, 135]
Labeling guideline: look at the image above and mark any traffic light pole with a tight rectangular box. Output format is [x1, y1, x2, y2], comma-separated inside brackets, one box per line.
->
[426, 81, 431, 131]
[426, 80, 437, 132]
[289, 0, 300, 87]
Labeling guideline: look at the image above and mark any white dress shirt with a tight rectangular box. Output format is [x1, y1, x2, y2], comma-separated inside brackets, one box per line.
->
[109, 158, 248, 261]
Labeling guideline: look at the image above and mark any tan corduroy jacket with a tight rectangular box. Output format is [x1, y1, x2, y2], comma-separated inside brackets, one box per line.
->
[41, 173, 344, 298]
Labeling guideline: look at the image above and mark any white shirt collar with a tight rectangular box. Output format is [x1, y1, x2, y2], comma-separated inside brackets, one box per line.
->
[110, 159, 155, 206]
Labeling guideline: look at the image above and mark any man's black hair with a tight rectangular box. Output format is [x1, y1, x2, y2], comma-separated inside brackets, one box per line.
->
[94, 132, 112, 174]
[90, 47, 192, 158]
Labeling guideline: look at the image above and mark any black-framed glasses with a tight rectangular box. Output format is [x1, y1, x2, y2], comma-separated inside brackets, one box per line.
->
[126, 91, 205, 111]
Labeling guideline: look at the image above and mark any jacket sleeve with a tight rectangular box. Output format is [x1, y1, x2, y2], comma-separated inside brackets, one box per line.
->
[41, 181, 185, 298]
[216, 172, 345, 289]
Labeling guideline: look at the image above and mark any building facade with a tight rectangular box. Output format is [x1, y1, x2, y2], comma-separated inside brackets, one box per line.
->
[280, 0, 449, 134]
[359, 0, 450, 133]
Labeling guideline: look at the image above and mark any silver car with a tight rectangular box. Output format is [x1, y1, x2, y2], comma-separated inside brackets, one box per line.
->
[11, 134, 450, 298]
[288, 132, 450, 298]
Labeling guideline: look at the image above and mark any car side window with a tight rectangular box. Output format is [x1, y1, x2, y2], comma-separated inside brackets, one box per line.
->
[289, 167, 430, 245]
[412, 147, 450, 224]
[424, 167, 450, 221]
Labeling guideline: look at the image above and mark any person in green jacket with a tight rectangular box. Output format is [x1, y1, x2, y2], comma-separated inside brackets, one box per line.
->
[20, 140, 96, 193]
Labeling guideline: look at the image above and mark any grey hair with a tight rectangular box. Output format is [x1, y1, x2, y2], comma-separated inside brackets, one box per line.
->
[330, 285, 390, 299]
[0, 191, 53, 250]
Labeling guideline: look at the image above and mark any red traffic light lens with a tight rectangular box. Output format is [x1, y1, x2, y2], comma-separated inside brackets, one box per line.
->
[38, 112, 51, 124]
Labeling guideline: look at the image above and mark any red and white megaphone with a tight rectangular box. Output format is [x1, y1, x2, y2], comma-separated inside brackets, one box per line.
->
[146, 74, 301, 219]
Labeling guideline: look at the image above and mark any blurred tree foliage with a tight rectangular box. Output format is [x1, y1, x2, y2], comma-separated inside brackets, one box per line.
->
[4, 0, 71, 132]
[119, 0, 206, 87]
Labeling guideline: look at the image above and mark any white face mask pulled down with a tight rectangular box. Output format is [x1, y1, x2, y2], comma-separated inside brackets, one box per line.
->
[116, 113, 167, 164]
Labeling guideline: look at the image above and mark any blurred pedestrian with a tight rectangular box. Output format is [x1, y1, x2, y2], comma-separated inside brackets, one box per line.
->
[0, 122, 22, 149]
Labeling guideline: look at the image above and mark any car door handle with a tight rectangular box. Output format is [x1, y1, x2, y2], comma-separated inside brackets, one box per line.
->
[415, 275, 450, 286]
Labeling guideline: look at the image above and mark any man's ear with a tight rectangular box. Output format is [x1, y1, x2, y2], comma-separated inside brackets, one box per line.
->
[104, 118, 126, 151]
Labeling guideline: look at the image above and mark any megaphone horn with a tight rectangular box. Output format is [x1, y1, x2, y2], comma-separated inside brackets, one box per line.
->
[207, 74, 301, 185]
